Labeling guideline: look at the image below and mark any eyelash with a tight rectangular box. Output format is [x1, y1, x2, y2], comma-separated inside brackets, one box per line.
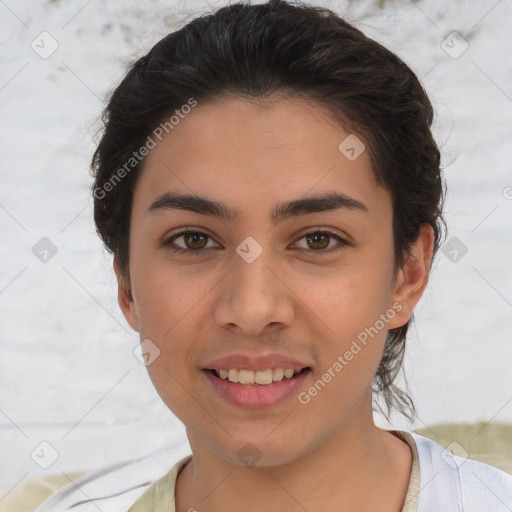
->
[162, 228, 350, 256]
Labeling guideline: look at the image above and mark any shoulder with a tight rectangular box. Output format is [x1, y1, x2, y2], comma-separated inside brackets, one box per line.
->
[0, 471, 87, 512]
[410, 432, 512, 512]
[22, 445, 190, 512]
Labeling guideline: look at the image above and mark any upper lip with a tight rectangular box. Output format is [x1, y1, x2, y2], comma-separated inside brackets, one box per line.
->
[203, 353, 311, 372]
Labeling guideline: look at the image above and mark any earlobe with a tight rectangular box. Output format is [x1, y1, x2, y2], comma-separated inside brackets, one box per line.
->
[388, 224, 435, 329]
[113, 254, 140, 332]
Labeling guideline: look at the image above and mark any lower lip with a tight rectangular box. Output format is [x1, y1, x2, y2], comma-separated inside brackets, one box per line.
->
[203, 369, 311, 409]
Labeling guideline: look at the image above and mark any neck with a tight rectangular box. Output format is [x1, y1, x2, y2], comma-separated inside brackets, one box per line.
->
[175, 406, 412, 512]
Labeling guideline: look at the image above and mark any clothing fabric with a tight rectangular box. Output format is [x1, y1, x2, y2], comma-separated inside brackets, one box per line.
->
[20, 431, 512, 511]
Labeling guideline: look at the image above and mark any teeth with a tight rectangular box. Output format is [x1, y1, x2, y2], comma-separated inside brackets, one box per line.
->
[254, 369, 273, 385]
[239, 369, 255, 385]
[272, 368, 284, 381]
[214, 367, 302, 385]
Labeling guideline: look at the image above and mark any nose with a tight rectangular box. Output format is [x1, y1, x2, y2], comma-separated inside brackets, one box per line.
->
[213, 244, 296, 336]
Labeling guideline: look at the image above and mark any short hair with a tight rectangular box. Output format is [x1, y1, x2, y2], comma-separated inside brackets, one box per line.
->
[91, 0, 446, 421]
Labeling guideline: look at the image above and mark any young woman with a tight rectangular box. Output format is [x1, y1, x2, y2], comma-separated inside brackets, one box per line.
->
[27, 0, 512, 510]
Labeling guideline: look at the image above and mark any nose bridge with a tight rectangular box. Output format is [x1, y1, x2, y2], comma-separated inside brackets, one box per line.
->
[233, 236, 280, 307]
[214, 235, 295, 334]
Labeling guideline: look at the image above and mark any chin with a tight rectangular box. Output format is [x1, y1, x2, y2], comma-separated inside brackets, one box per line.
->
[209, 433, 307, 469]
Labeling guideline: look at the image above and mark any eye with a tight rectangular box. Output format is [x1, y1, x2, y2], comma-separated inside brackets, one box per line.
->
[292, 229, 349, 254]
[162, 228, 349, 255]
[164, 230, 219, 253]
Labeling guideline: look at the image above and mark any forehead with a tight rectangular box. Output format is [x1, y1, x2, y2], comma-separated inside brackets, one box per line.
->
[132, 96, 389, 223]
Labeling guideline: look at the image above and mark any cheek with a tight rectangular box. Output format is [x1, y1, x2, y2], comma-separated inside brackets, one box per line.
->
[129, 257, 213, 403]
[299, 262, 393, 389]
[130, 242, 206, 330]
[133, 276, 200, 415]
[132, 272, 206, 364]
[298, 279, 389, 421]
[303, 260, 394, 337]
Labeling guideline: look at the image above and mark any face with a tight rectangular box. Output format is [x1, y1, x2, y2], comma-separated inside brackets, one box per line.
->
[116, 96, 431, 467]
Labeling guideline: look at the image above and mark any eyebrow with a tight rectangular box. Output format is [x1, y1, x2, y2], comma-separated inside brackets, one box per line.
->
[147, 191, 368, 224]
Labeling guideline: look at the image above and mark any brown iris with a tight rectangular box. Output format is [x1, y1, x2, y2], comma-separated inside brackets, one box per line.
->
[183, 232, 209, 250]
[306, 233, 330, 250]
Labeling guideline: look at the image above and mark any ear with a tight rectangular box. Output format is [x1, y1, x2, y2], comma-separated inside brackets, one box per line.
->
[113, 254, 140, 332]
[388, 224, 435, 329]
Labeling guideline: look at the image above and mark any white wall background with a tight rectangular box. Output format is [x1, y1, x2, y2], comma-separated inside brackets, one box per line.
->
[1, 0, 511, 498]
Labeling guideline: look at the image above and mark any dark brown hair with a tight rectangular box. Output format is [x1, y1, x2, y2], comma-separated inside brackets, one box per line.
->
[91, 0, 446, 421]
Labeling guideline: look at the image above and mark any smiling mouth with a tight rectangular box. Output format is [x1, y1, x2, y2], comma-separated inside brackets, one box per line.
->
[207, 367, 311, 386]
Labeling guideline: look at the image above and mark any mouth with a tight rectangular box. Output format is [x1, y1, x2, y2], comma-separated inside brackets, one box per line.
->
[203, 367, 312, 409]
[206, 367, 311, 386]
